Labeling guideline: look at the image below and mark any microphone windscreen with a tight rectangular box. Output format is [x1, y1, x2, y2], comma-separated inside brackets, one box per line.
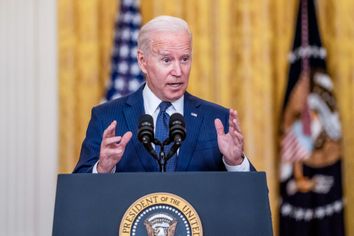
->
[169, 113, 185, 126]
[138, 114, 154, 128]
[169, 113, 186, 141]
[138, 114, 154, 143]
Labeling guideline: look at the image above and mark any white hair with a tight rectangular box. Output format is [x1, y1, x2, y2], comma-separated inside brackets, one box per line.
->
[137, 15, 192, 53]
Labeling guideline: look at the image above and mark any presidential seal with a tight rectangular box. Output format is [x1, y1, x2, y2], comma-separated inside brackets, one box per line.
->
[119, 192, 203, 236]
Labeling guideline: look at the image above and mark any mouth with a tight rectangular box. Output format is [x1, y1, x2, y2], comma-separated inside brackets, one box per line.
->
[167, 82, 184, 88]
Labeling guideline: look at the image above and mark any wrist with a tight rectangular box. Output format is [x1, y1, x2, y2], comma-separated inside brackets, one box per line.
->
[97, 161, 112, 173]
[224, 153, 245, 166]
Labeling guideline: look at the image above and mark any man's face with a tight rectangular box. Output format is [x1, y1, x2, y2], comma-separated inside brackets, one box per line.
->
[138, 31, 192, 102]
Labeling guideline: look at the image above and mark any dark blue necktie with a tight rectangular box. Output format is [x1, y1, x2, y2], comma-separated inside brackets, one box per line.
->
[155, 101, 176, 171]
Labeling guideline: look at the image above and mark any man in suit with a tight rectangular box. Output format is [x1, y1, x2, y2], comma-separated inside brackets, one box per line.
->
[74, 15, 253, 173]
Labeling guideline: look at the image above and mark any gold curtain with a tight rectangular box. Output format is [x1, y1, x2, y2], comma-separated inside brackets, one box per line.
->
[58, 0, 354, 234]
[58, 0, 118, 171]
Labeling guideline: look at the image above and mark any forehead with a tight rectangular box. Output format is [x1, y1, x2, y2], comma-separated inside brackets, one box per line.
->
[150, 31, 192, 54]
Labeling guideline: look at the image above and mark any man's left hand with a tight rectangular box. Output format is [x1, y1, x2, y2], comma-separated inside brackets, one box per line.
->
[214, 109, 244, 166]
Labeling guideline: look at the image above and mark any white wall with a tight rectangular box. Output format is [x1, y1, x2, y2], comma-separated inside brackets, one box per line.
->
[0, 0, 58, 235]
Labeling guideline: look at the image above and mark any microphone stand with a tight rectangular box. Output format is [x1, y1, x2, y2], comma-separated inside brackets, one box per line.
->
[154, 138, 180, 172]
[154, 139, 167, 172]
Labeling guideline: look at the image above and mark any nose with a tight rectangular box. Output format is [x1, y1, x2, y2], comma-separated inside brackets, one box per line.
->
[171, 61, 182, 77]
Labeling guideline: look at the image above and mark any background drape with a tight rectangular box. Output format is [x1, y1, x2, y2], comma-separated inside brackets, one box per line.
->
[58, 0, 354, 234]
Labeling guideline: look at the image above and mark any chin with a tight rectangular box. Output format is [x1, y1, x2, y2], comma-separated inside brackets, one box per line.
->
[165, 92, 184, 102]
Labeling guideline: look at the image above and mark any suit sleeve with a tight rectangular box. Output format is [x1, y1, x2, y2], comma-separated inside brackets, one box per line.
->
[73, 108, 103, 173]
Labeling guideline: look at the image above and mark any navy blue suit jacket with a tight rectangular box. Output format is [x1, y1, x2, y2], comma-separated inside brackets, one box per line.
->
[74, 85, 252, 173]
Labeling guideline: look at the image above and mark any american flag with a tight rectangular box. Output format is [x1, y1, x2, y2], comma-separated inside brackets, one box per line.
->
[281, 128, 310, 163]
[105, 0, 144, 101]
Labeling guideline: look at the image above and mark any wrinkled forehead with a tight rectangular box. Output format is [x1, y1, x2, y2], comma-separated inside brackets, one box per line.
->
[149, 31, 192, 55]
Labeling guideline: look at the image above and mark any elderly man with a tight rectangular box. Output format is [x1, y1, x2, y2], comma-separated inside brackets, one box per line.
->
[74, 16, 254, 173]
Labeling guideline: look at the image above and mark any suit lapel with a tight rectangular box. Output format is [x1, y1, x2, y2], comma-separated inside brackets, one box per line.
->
[176, 92, 204, 171]
[123, 85, 158, 171]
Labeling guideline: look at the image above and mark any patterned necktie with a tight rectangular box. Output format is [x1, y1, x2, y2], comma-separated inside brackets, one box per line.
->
[155, 101, 176, 171]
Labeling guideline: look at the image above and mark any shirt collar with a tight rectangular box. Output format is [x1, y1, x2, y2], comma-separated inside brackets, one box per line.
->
[143, 83, 184, 115]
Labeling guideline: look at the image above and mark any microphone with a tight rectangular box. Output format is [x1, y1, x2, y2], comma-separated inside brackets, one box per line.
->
[138, 114, 154, 144]
[138, 114, 158, 159]
[169, 113, 186, 144]
[166, 113, 186, 159]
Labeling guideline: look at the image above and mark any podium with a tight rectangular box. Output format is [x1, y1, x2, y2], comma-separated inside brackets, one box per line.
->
[53, 172, 273, 235]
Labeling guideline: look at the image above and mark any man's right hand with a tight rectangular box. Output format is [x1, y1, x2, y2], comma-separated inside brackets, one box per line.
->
[97, 120, 132, 173]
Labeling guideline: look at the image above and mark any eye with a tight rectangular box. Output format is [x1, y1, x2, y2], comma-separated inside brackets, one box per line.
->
[181, 55, 190, 64]
[161, 57, 171, 64]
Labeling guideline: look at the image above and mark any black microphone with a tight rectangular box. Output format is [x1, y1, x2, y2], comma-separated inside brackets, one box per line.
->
[166, 113, 186, 159]
[138, 114, 158, 159]
[169, 113, 186, 144]
[138, 114, 154, 144]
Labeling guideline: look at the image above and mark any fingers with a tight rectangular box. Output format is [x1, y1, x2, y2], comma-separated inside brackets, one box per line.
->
[100, 121, 131, 155]
[102, 136, 122, 146]
[98, 122, 132, 173]
[103, 120, 117, 139]
[226, 109, 244, 148]
[110, 132, 132, 157]
[120, 131, 133, 146]
[214, 118, 225, 136]
[229, 109, 242, 133]
[100, 131, 131, 155]
[102, 131, 132, 149]
[216, 110, 241, 136]
[104, 148, 125, 156]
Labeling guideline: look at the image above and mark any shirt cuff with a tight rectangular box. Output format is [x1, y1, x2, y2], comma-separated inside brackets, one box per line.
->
[223, 154, 250, 172]
[92, 161, 116, 174]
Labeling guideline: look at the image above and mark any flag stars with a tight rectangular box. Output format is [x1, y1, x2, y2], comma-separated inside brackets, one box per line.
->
[304, 209, 313, 221]
[129, 79, 140, 91]
[315, 207, 325, 219]
[122, 12, 132, 22]
[334, 201, 343, 212]
[105, 0, 145, 100]
[280, 200, 344, 221]
[132, 14, 141, 25]
[123, 0, 134, 7]
[120, 11, 140, 26]
[130, 63, 141, 75]
[114, 77, 125, 90]
[294, 209, 305, 221]
[132, 30, 139, 41]
[118, 62, 129, 74]
[119, 44, 129, 58]
[121, 28, 131, 40]
[281, 204, 292, 216]
[131, 46, 138, 58]
[325, 205, 334, 215]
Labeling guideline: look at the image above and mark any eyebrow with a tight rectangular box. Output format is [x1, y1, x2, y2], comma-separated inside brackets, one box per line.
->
[158, 51, 191, 57]
[158, 52, 171, 57]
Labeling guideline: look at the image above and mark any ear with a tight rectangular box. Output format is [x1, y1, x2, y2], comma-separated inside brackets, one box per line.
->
[137, 49, 148, 74]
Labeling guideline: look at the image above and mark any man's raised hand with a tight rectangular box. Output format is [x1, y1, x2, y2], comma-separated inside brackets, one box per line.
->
[97, 121, 132, 173]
